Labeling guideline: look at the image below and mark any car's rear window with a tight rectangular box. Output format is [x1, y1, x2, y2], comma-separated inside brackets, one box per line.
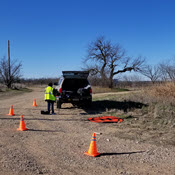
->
[62, 79, 89, 90]
[58, 77, 63, 85]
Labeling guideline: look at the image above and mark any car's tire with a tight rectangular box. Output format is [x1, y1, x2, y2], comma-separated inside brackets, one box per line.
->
[57, 101, 62, 108]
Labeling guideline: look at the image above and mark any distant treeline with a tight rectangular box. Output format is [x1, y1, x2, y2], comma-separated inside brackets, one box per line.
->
[89, 77, 156, 88]
[0, 77, 168, 90]
[19, 77, 155, 88]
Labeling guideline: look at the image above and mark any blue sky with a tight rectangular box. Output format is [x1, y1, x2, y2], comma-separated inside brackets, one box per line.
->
[0, 0, 175, 78]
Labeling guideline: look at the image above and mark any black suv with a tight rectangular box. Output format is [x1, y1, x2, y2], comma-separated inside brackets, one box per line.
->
[55, 71, 92, 108]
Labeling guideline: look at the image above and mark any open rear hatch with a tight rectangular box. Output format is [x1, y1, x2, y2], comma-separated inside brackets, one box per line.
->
[62, 71, 89, 79]
[62, 78, 90, 93]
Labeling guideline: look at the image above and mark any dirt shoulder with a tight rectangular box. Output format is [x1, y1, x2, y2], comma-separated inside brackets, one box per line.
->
[0, 87, 175, 175]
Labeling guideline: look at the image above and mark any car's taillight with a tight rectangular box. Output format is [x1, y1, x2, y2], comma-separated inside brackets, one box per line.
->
[59, 88, 62, 93]
[89, 88, 92, 94]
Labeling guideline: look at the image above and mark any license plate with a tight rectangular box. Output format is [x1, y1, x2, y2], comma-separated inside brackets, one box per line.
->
[73, 99, 79, 101]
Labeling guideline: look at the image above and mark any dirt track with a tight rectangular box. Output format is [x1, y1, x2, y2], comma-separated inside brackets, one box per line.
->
[0, 87, 175, 175]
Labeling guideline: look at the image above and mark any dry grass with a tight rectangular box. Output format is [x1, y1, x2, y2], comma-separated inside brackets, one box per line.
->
[92, 86, 129, 94]
[149, 82, 175, 98]
[92, 85, 175, 146]
[142, 82, 175, 105]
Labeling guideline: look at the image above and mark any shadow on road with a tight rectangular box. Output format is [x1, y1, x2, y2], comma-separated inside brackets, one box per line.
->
[0, 116, 88, 122]
[99, 151, 145, 157]
[82, 100, 148, 114]
[28, 129, 62, 132]
[25, 118, 88, 122]
[0, 117, 19, 120]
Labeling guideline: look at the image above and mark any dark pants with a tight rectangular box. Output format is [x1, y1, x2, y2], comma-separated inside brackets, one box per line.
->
[47, 100, 54, 114]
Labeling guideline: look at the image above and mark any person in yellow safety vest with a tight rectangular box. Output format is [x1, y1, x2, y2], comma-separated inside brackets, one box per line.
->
[45, 82, 56, 115]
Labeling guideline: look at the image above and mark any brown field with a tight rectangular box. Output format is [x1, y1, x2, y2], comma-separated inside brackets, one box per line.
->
[145, 82, 175, 102]
[0, 85, 175, 175]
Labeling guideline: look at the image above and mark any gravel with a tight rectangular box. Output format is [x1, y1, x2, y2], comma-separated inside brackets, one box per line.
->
[0, 88, 175, 175]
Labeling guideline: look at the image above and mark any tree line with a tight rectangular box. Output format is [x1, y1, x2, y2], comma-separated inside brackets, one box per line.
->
[0, 38, 175, 89]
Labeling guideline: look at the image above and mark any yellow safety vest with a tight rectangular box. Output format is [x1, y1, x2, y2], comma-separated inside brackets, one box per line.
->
[45, 86, 55, 101]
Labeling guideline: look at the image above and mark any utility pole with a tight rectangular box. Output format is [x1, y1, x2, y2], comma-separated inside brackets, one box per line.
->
[8, 40, 11, 88]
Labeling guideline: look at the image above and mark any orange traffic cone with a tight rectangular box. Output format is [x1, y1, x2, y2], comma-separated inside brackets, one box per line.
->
[17, 115, 28, 131]
[33, 99, 37, 107]
[84, 133, 100, 157]
[7, 105, 15, 116]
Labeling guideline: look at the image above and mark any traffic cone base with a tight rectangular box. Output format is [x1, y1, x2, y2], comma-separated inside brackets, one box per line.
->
[7, 105, 15, 116]
[84, 152, 100, 157]
[84, 133, 100, 157]
[7, 114, 15, 116]
[17, 115, 28, 131]
[17, 127, 28, 131]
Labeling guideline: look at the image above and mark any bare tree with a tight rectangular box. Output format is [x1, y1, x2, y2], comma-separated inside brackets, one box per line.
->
[0, 41, 22, 88]
[108, 54, 145, 88]
[159, 58, 175, 81]
[139, 64, 161, 83]
[83, 36, 145, 88]
[84, 36, 110, 82]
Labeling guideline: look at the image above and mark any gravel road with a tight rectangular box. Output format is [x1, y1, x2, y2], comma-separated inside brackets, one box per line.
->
[0, 87, 175, 175]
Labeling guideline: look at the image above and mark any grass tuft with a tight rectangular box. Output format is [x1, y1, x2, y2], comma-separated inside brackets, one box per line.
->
[92, 86, 129, 94]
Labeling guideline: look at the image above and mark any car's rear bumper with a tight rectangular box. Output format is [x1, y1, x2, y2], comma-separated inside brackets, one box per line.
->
[56, 96, 92, 103]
